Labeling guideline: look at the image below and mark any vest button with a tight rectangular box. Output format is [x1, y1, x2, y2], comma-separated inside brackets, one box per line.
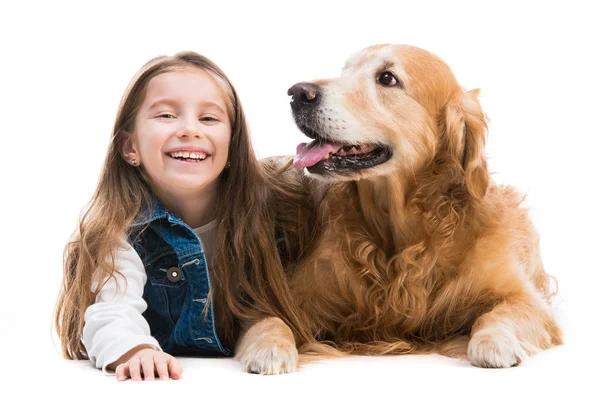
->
[166, 267, 181, 282]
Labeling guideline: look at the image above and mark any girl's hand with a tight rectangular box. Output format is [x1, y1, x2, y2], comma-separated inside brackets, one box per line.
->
[112, 346, 183, 381]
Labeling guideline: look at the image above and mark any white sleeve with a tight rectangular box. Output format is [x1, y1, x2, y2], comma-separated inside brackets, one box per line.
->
[82, 237, 162, 375]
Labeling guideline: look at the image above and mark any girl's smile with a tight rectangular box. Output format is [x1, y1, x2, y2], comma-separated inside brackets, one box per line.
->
[166, 149, 211, 164]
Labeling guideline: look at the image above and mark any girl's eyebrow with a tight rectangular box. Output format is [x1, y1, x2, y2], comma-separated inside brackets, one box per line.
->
[148, 98, 225, 114]
[147, 98, 179, 110]
[198, 101, 226, 114]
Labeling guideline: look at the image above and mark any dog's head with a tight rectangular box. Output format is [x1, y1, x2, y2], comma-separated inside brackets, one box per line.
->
[290, 44, 488, 198]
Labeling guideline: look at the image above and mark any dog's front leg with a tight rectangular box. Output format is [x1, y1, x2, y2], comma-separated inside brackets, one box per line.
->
[467, 291, 562, 368]
[235, 317, 299, 375]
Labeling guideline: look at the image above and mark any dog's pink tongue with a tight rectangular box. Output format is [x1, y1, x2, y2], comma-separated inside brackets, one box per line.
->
[294, 141, 342, 168]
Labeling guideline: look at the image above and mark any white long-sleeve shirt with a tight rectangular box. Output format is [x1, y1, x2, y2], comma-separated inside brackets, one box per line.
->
[82, 219, 217, 375]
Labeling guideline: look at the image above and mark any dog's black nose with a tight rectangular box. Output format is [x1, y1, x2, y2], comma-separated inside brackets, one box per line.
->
[287, 82, 320, 111]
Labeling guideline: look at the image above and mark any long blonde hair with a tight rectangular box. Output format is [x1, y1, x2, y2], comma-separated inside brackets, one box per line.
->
[54, 52, 317, 359]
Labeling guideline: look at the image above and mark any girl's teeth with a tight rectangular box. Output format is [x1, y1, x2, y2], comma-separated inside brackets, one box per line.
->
[169, 151, 207, 160]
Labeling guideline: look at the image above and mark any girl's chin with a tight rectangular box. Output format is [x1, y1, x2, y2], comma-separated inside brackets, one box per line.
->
[164, 173, 220, 190]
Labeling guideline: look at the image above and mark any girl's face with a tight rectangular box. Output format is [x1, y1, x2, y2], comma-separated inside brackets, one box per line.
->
[128, 68, 232, 198]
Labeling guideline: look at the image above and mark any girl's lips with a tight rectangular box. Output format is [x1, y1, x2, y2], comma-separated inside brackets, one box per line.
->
[165, 150, 211, 158]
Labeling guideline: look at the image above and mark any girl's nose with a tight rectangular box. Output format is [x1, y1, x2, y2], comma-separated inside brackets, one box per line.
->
[177, 118, 204, 138]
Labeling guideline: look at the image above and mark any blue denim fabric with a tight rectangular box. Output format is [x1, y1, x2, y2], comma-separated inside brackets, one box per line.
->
[128, 199, 232, 357]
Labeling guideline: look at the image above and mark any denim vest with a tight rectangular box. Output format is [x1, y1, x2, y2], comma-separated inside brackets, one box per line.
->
[128, 199, 232, 357]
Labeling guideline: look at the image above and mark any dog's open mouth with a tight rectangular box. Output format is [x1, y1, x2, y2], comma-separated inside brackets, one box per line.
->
[293, 126, 392, 174]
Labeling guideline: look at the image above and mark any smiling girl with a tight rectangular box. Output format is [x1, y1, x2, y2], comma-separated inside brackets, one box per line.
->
[54, 51, 314, 380]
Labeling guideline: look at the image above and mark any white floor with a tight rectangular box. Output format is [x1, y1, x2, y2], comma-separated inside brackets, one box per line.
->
[7, 305, 596, 404]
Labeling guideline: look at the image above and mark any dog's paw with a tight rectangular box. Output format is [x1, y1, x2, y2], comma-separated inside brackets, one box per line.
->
[467, 326, 529, 368]
[235, 318, 299, 375]
[238, 338, 298, 375]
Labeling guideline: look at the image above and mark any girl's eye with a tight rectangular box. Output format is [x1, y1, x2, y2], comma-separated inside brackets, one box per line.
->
[157, 113, 175, 119]
[200, 116, 218, 122]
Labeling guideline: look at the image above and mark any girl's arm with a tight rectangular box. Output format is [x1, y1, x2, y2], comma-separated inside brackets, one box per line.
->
[82, 238, 162, 375]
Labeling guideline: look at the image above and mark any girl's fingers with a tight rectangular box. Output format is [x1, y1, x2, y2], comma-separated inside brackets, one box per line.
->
[167, 356, 183, 380]
[115, 363, 130, 381]
[129, 357, 142, 381]
[154, 357, 170, 381]
[115, 352, 178, 382]
[141, 356, 155, 381]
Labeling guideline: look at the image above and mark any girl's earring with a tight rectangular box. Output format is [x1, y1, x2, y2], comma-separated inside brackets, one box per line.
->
[131, 159, 138, 166]
[226, 161, 231, 168]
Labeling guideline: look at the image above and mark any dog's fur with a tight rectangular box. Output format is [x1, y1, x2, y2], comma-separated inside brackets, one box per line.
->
[236, 44, 562, 373]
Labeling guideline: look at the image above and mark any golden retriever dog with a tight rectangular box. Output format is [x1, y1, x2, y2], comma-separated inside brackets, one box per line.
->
[235, 44, 563, 374]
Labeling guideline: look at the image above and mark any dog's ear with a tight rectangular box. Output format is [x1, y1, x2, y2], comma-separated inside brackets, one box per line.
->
[441, 89, 489, 199]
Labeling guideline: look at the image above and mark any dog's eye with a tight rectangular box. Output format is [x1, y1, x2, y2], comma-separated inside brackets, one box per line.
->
[378, 71, 400, 87]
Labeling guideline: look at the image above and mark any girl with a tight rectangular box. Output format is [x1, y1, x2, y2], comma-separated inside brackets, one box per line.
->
[54, 51, 315, 380]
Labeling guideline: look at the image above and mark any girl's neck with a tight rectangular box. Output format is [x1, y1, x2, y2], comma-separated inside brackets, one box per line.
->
[153, 182, 218, 229]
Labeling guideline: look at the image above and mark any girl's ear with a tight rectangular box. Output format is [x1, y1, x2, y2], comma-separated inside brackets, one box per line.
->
[120, 130, 139, 164]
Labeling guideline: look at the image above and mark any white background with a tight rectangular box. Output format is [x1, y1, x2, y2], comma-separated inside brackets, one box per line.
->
[1, 0, 598, 402]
